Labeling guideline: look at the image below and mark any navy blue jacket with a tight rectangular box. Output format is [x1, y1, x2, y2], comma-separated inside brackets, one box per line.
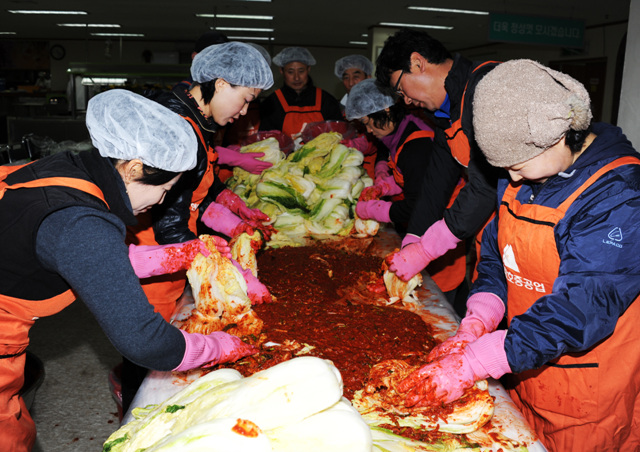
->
[472, 123, 640, 372]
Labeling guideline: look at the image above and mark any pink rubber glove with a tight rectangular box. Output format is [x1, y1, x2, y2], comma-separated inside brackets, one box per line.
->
[359, 174, 402, 201]
[387, 218, 461, 281]
[201, 202, 255, 238]
[401, 233, 420, 247]
[374, 160, 390, 181]
[341, 135, 369, 153]
[215, 146, 273, 174]
[399, 330, 510, 407]
[215, 190, 276, 241]
[356, 200, 392, 223]
[128, 239, 211, 279]
[173, 330, 258, 372]
[428, 292, 505, 361]
[231, 260, 272, 305]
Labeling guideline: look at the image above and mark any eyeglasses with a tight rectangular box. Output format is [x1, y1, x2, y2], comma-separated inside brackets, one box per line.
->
[393, 69, 405, 95]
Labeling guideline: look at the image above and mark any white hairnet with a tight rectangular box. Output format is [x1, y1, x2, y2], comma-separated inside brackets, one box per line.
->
[191, 41, 274, 90]
[272, 47, 316, 67]
[334, 55, 374, 79]
[345, 79, 396, 120]
[245, 42, 271, 66]
[86, 89, 197, 172]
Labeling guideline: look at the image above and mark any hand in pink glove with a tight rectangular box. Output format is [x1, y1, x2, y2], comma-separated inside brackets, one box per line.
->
[356, 200, 391, 223]
[173, 330, 257, 372]
[387, 218, 461, 281]
[341, 135, 369, 153]
[399, 330, 510, 407]
[359, 174, 402, 201]
[201, 202, 255, 238]
[215, 189, 276, 241]
[231, 260, 272, 305]
[428, 292, 505, 361]
[215, 146, 273, 174]
[128, 239, 210, 279]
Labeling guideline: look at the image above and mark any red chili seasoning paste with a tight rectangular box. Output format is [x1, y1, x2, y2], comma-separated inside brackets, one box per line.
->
[221, 243, 437, 400]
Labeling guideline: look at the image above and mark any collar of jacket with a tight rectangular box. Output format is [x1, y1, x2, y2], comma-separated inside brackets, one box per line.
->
[78, 149, 137, 226]
[171, 85, 219, 134]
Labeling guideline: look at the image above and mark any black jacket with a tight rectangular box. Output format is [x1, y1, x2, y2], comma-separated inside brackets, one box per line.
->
[407, 55, 503, 239]
[147, 86, 226, 244]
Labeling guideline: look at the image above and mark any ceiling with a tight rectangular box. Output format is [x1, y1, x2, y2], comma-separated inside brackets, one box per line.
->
[0, 0, 631, 52]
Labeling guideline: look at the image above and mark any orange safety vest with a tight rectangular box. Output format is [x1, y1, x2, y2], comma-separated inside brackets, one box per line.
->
[497, 157, 640, 451]
[443, 61, 500, 167]
[127, 115, 218, 321]
[388, 130, 466, 292]
[0, 165, 108, 451]
[275, 87, 325, 138]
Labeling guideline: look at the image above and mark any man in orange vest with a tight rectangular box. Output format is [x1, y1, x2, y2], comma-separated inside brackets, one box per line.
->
[397, 60, 640, 451]
[259, 46, 342, 140]
[376, 29, 501, 316]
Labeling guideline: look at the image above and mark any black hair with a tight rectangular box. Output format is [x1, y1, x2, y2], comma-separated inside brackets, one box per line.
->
[110, 158, 180, 186]
[375, 28, 452, 90]
[193, 31, 229, 53]
[565, 125, 592, 153]
[367, 102, 407, 130]
[193, 78, 241, 105]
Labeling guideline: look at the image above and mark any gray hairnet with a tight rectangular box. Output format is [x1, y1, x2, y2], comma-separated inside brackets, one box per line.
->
[245, 42, 271, 66]
[86, 89, 197, 172]
[272, 47, 316, 67]
[191, 41, 274, 90]
[345, 79, 396, 120]
[334, 55, 374, 79]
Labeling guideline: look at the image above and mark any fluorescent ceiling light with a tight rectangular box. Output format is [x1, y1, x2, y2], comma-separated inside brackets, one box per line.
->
[215, 27, 274, 32]
[58, 23, 121, 28]
[91, 32, 144, 37]
[349, 41, 367, 45]
[407, 6, 489, 15]
[379, 22, 453, 30]
[226, 35, 274, 41]
[82, 77, 127, 86]
[196, 14, 273, 20]
[0, 31, 17, 35]
[9, 10, 87, 15]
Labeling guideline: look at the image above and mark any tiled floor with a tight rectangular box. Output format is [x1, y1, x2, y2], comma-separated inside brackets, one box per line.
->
[27, 300, 122, 452]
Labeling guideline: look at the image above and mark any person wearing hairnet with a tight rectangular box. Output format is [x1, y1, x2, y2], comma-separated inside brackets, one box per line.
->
[375, 29, 501, 305]
[347, 79, 467, 305]
[123, 42, 275, 411]
[0, 90, 256, 451]
[259, 46, 342, 139]
[334, 54, 373, 107]
[221, 42, 272, 148]
[174, 30, 229, 92]
[396, 60, 640, 451]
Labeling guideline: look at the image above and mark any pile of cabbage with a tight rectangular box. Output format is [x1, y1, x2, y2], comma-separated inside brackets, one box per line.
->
[225, 133, 375, 247]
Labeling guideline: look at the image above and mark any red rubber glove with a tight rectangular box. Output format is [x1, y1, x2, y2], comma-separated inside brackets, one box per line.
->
[387, 218, 461, 281]
[215, 146, 273, 174]
[231, 260, 272, 305]
[399, 330, 510, 407]
[355, 200, 392, 223]
[172, 330, 257, 372]
[428, 292, 505, 361]
[215, 190, 276, 241]
[128, 239, 210, 278]
[201, 202, 255, 238]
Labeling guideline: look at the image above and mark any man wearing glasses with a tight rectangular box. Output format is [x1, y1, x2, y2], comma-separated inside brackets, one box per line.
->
[376, 28, 500, 316]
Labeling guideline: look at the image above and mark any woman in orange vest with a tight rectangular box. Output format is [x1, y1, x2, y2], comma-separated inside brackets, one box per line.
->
[346, 79, 468, 307]
[396, 60, 640, 451]
[0, 90, 255, 452]
[259, 46, 342, 140]
[123, 41, 275, 412]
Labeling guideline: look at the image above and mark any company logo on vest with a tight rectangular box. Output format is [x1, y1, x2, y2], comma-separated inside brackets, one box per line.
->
[603, 227, 623, 248]
[502, 243, 546, 293]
